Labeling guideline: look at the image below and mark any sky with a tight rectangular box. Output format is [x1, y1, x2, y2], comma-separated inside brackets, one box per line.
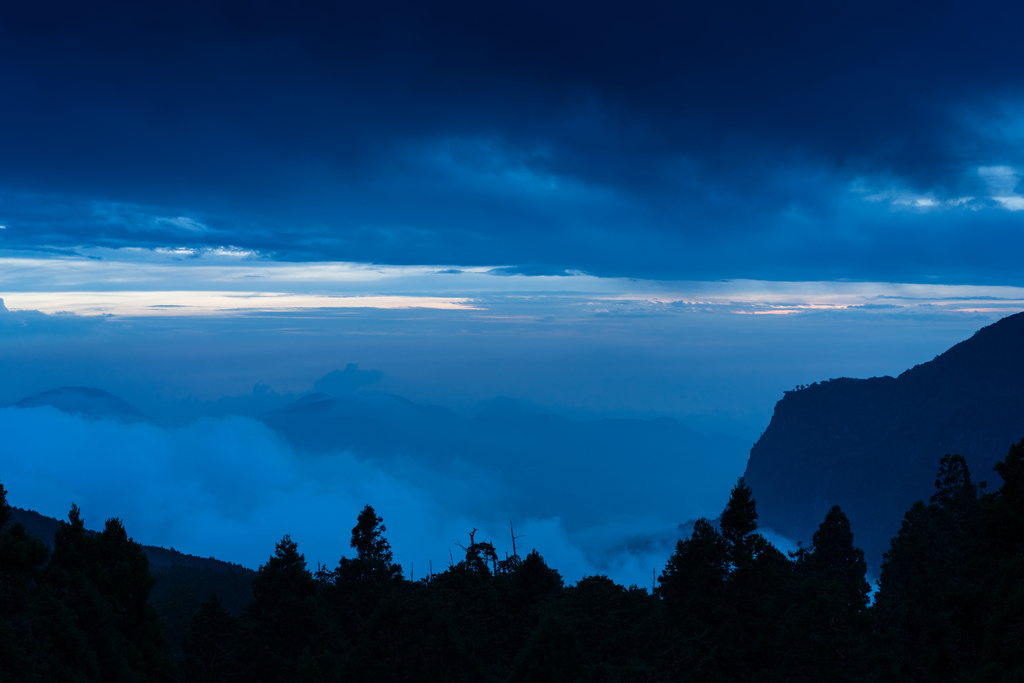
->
[1, 0, 1024, 585]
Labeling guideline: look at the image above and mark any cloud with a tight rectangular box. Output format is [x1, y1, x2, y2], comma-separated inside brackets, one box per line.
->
[755, 529, 799, 557]
[0, 291, 480, 316]
[6, 251, 1024, 318]
[0, 406, 686, 586]
[978, 166, 1020, 195]
[0, 2, 1023, 280]
[155, 216, 211, 234]
[314, 365, 383, 395]
[992, 196, 1024, 211]
[977, 166, 1024, 210]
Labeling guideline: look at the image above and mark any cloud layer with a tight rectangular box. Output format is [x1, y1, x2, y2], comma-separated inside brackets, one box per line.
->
[0, 406, 693, 586]
[0, 1, 1023, 280]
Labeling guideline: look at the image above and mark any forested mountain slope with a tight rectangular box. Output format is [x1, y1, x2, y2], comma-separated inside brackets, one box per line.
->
[744, 311, 1024, 569]
[8, 506, 249, 574]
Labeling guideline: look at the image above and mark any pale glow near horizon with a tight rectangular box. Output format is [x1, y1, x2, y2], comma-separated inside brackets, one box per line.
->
[0, 291, 480, 316]
[2, 253, 1024, 318]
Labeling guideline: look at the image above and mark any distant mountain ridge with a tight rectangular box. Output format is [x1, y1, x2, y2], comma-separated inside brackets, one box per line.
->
[8, 386, 150, 422]
[744, 311, 1024, 570]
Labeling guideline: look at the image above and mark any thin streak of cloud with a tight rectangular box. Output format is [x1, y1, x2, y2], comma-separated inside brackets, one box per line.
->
[0, 291, 480, 316]
[4, 253, 1024, 319]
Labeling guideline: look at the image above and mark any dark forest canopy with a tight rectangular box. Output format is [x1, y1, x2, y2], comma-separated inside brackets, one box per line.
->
[3, 439, 1024, 681]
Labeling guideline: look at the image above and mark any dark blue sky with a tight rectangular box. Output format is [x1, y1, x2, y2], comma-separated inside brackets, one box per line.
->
[1, 0, 1023, 280]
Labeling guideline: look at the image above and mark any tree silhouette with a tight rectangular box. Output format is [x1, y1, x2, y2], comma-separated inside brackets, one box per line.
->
[242, 534, 336, 682]
[180, 594, 242, 683]
[351, 505, 393, 565]
[720, 477, 758, 564]
[787, 506, 871, 680]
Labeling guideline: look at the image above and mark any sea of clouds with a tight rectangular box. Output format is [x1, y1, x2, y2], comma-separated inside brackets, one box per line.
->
[0, 406, 700, 587]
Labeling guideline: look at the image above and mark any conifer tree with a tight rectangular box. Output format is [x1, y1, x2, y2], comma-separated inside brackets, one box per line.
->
[0, 480, 11, 530]
[720, 477, 758, 564]
[180, 594, 242, 683]
[42, 506, 167, 681]
[351, 505, 393, 565]
[242, 534, 335, 682]
[328, 506, 403, 647]
[875, 454, 985, 680]
[786, 506, 871, 681]
[797, 506, 869, 610]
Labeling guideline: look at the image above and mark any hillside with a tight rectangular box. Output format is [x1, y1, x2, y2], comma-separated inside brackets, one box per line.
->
[9, 506, 251, 574]
[744, 311, 1024, 569]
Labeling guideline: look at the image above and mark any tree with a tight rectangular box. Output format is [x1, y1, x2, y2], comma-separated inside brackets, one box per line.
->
[990, 437, 1024, 552]
[0, 479, 11, 530]
[720, 477, 758, 565]
[658, 518, 728, 620]
[41, 507, 168, 681]
[351, 505, 393, 565]
[564, 575, 657, 680]
[180, 594, 242, 683]
[508, 614, 582, 683]
[874, 454, 985, 681]
[347, 586, 465, 683]
[786, 506, 871, 681]
[0, 478, 73, 682]
[328, 506, 404, 647]
[796, 506, 869, 610]
[242, 535, 336, 682]
[660, 479, 790, 681]
[457, 528, 499, 577]
[977, 438, 1024, 678]
[931, 453, 978, 518]
[657, 515, 733, 681]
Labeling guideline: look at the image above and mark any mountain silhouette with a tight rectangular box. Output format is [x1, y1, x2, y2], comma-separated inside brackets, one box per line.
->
[744, 311, 1024, 570]
[8, 506, 250, 574]
[9, 386, 150, 422]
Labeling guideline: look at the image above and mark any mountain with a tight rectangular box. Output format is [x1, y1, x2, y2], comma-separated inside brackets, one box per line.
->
[8, 506, 254, 649]
[743, 311, 1024, 570]
[9, 506, 251, 574]
[260, 393, 751, 530]
[9, 386, 150, 422]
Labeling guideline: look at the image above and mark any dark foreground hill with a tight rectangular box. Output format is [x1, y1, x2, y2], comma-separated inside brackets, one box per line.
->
[9, 506, 249, 574]
[744, 311, 1024, 570]
[10, 505, 253, 644]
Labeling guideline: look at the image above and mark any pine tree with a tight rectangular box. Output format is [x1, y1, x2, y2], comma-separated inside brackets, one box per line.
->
[242, 534, 337, 682]
[351, 505, 393, 565]
[0, 479, 11, 530]
[874, 454, 985, 681]
[328, 506, 404, 647]
[720, 477, 758, 565]
[180, 594, 242, 683]
[798, 506, 869, 610]
[786, 506, 871, 681]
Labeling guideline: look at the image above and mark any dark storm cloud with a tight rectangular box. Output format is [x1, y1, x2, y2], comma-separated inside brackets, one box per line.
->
[1, 1, 1023, 278]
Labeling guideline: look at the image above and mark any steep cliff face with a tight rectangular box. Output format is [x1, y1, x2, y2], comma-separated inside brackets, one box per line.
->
[744, 311, 1024, 570]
